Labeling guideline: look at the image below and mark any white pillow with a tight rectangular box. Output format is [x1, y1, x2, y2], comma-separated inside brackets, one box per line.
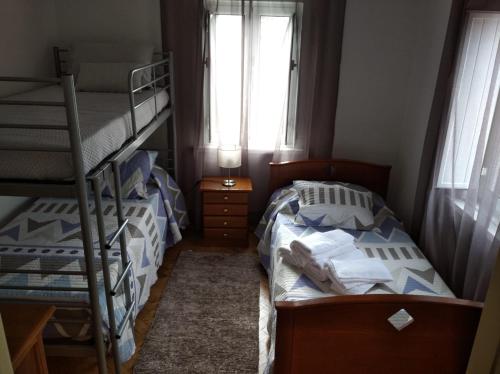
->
[69, 42, 154, 84]
[293, 180, 375, 230]
[77, 62, 142, 93]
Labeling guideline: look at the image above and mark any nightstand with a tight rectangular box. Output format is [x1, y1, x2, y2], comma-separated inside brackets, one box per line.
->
[200, 176, 253, 246]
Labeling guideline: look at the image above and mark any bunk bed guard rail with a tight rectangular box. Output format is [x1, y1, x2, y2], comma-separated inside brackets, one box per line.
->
[0, 52, 176, 374]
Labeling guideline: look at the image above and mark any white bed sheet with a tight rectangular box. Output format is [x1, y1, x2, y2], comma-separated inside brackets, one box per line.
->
[0, 85, 169, 179]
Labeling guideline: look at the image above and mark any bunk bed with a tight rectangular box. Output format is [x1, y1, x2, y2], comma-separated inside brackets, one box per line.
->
[256, 160, 484, 374]
[0, 48, 180, 374]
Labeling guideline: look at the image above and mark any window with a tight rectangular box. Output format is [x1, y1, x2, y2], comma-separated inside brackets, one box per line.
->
[438, 12, 500, 189]
[204, 1, 301, 150]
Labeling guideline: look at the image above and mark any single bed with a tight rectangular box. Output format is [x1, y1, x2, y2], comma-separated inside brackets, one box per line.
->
[0, 84, 169, 180]
[256, 159, 483, 374]
[0, 165, 187, 362]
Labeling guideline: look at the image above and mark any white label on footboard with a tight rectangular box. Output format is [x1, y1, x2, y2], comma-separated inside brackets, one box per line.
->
[387, 309, 414, 331]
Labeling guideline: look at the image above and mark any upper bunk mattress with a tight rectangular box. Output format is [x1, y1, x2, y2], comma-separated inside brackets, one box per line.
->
[0, 85, 169, 180]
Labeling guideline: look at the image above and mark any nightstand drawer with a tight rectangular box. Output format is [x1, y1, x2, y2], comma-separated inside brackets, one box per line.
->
[204, 192, 248, 204]
[204, 216, 247, 228]
[200, 176, 253, 246]
[204, 228, 248, 240]
[203, 204, 248, 216]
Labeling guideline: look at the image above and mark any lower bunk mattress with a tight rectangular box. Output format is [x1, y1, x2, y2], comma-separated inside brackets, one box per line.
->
[0, 168, 188, 362]
[255, 186, 455, 372]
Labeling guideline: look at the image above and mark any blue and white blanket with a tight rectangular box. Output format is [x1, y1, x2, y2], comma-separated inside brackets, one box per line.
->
[255, 185, 454, 372]
[0, 167, 188, 362]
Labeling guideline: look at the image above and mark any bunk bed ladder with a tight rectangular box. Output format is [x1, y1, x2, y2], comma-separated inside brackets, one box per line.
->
[62, 75, 109, 374]
[110, 160, 135, 335]
[91, 175, 122, 374]
[90, 162, 136, 374]
[0, 53, 174, 374]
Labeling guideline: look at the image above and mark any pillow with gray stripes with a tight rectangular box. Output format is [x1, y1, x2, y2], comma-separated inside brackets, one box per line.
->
[292, 180, 374, 230]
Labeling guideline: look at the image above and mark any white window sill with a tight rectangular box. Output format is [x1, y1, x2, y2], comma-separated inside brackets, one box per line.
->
[202, 143, 301, 153]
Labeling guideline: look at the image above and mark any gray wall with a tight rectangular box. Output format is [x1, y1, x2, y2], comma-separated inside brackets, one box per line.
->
[0, 0, 451, 228]
[0, 0, 161, 222]
[333, 0, 452, 229]
[54, 0, 162, 51]
[0, 0, 59, 221]
[0, 0, 58, 97]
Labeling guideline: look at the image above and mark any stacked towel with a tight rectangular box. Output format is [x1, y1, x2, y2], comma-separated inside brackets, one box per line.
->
[289, 231, 355, 281]
[280, 230, 393, 295]
[277, 246, 302, 268]
[325, 254, 393, 294]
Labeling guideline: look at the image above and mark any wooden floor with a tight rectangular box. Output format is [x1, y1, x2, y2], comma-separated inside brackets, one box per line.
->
[46, 229, 259, 374]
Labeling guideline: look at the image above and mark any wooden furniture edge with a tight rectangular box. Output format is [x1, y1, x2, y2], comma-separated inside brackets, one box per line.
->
[268, 159, 391, 198]
[274, 294, 483, 309]
[274, 294, 483, 374]
[1, 304, 55, 369]
[200, 176, 253, 193]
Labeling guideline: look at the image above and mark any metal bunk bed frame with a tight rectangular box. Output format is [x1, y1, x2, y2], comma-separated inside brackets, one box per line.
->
[0, 51, 177, 374]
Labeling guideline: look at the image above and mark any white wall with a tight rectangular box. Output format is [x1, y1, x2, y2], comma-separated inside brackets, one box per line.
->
[333, 0, 452, 230]
[0, 0, 58, 97]
[0, 0, 59, 222]
[54, 0, 162, 51]
[0, 0, 162, 224]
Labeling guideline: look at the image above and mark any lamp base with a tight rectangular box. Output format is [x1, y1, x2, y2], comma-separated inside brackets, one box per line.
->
[222, 179, 236, 187]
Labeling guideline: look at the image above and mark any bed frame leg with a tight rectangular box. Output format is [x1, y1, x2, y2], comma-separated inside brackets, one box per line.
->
[168, 51, 178, 180]
[111, 161, 135, 337]
[92, 176, 122, 374]
[63, 74, 108, 374]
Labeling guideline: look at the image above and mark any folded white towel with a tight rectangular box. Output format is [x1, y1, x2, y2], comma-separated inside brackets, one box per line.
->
[292, 241, 356, 263]
[278, 246, 303, 268]
[303, 262, 327, 282]
[324, 249, 375, 292]
[329, 276, 375, 294]
[279, 230, 390, 296]
[326, 257, 393, 283]
[302, 266, 335, 293]
[288, 230, 356, 281]
[290, 230, 355, 257]
[299, 243, 362, 281]
[303, 264, 374, 295]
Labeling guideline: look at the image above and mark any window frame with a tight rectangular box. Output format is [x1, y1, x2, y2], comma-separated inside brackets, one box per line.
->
[437, 11, 500, 190]
[203, 0, 302, 149]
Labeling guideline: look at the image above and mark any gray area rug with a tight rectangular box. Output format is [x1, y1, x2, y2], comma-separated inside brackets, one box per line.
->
[135, 251, 261, 373]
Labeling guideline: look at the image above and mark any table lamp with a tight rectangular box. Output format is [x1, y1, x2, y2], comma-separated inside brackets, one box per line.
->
[217, 145, 241, 187]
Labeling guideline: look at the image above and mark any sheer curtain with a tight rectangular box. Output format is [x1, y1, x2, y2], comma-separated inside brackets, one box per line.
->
[205, 0, 297, 150]
[198, 0, 346, 213]
[161, 0, 346, 218]
[422, 11, 500, 301]
[200, 0, 303, 186]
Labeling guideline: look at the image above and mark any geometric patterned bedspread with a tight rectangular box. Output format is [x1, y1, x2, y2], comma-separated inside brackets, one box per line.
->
[255, 186, 454, 373]
[0, 168, 188, 362]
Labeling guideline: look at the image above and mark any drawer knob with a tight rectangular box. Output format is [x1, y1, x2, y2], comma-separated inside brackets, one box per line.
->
[223, 233, 229, 237]
[223, 208, 228, 213]
[223, 221, 228, 226]
[224, 195, 229, 200]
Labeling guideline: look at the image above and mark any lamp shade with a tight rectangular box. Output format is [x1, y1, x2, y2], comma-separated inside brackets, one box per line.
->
[217, 145, 242, 169]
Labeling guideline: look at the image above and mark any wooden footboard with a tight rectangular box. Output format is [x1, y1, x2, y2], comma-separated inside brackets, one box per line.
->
[274, 295, 482, 374]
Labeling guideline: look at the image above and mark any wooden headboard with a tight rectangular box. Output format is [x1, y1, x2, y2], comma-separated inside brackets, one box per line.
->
[269, 159, 391, 198]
